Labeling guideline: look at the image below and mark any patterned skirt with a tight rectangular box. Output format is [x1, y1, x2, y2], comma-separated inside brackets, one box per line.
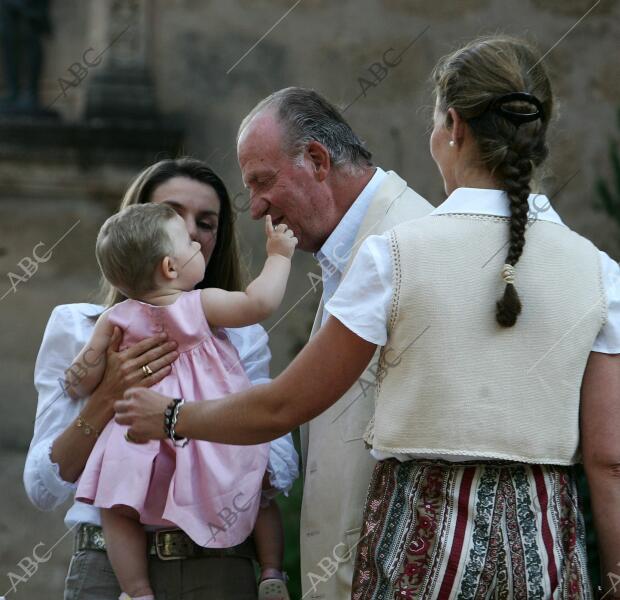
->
[351, 459, 592, 600]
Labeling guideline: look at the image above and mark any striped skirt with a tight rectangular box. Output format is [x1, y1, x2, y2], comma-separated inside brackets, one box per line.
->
[351, 459, 592, 599]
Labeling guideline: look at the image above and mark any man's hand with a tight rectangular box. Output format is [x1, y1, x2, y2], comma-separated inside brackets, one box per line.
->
[114, 387, 172, 443]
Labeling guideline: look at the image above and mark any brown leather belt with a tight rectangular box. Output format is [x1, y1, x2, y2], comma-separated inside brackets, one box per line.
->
[74, 523, 257, 561]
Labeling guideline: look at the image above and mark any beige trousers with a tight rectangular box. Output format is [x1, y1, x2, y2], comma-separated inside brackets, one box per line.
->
[63, 549, 258, 600]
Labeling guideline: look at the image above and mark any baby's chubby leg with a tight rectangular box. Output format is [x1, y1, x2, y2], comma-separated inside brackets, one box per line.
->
[254, 499, 285, 580]
[100, 506, 154, 599]
[255, 498, 291, 600]
[256, 470, 285, 579]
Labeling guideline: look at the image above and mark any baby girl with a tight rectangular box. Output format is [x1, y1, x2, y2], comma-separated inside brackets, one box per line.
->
[66, 203, 296, 600]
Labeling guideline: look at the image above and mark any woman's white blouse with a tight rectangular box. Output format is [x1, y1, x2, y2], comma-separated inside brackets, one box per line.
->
[326, 188, 620, 352]
[24, 303, 299, 529]
[325, 188, 620, 460]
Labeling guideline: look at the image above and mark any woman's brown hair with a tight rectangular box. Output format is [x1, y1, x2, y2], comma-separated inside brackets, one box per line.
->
[432, 35, 553, 327]
[97, 158, 245, 309]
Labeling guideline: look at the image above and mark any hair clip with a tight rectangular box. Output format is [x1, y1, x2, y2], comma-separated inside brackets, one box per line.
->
[490, 92, 545, 125]
[501, 264, 516, 285]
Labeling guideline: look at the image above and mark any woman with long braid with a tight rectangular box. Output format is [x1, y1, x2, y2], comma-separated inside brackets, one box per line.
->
[117, 36, 620, 598]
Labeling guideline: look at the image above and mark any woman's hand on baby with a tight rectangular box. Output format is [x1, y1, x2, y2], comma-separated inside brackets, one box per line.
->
[114, 387, 171, 443]
[265, 214, 297, 259]
[90, 327, 178, 411]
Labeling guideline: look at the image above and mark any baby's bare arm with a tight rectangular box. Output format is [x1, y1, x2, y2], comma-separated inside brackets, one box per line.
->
[202, 216, 297, 328]
[65, 312, 114, 399]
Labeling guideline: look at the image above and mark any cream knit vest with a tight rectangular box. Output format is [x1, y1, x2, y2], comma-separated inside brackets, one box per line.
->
[367, 214, 607, 465]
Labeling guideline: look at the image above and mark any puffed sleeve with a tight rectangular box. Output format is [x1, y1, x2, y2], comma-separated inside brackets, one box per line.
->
[262, 434, 299, 500]
[225, 324, 299, 494]
[592, 252, 620, 354]
[225, 324, 271, 385]
[23, 305, 86, 510]
[325, 233, 393, 346]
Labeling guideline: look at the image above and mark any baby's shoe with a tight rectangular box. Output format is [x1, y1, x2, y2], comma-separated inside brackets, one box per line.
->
[118, 594, 155, 600]
[258, 574, 290, 600]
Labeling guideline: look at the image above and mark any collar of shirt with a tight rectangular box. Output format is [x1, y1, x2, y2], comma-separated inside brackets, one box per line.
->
[431, 187, 566, 226]
[315, 167, 387, 288]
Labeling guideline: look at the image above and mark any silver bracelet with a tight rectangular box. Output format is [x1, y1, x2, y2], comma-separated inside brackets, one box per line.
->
[170, 399, 189, 448]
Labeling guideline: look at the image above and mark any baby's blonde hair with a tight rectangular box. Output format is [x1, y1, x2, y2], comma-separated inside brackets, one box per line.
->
[96, 203, 178, 298]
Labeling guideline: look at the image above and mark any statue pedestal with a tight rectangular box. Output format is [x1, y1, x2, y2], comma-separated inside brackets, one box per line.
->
[0, 0, 183, 208]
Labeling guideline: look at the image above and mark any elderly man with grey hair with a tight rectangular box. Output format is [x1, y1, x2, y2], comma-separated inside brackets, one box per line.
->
[237, 87, 432, 599]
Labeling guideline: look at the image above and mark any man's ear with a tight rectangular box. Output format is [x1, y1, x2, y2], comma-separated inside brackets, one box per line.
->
[306, 140, 331, 181]
[159, 256, 178, 281]
[447, 107, 466, 148]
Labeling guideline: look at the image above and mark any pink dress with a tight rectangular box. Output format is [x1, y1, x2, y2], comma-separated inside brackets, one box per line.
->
[75, 290, 270, 548]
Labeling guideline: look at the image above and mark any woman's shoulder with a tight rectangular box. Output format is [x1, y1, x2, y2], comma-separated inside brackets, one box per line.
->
[36, 303, 104, 372]
[599, 249, 620, 271]
[49, 302, 103, 321]
[45, 302, 104, 334]
[598, 250, 620, 299]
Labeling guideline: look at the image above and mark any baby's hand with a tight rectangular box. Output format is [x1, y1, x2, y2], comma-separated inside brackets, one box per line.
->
[265, 215, 297, 259]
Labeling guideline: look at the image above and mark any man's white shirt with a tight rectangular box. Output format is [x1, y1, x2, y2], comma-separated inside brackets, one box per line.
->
[314, 167, 387, 322]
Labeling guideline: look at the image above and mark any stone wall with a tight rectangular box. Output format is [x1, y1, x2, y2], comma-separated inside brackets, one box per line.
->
[1, 1, 618, 597]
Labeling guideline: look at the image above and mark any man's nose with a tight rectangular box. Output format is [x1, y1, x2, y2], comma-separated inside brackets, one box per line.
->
[249, 195, 269, 221]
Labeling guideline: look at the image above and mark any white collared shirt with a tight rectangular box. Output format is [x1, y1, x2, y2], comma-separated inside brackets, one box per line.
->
[24, 303, 299, 529]
[315, 167, 387, 322]
[326, 187, 620, 352]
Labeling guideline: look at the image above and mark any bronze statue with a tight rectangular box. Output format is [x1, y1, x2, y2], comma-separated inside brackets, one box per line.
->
[0, 0, 54, 115]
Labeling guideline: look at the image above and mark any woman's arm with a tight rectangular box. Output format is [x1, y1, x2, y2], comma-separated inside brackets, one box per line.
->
[25, 305, 95, 509]
[51, 330, 178, 483]
[24, 303, 180, 509]
[115, 316, 377, 444]
[581, 351, 620, 597]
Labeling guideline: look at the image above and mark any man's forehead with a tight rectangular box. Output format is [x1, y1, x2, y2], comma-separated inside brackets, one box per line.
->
[238, 110, 283, 162]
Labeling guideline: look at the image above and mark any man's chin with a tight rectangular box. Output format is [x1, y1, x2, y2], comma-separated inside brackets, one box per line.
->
[298, 239, 319, 253]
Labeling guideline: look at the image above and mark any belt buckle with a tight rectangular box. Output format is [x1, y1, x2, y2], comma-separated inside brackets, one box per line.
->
[75, 524, 106, 553]
[155, 528, 192, 561]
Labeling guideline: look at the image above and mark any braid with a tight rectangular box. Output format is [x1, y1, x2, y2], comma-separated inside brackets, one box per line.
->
[433, 36, 553, 327]
[495, 132, 536, 327]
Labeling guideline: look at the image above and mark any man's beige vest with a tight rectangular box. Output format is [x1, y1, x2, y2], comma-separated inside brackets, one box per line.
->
[299, 171, 432, 600]
[366, 213, 607, 464]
